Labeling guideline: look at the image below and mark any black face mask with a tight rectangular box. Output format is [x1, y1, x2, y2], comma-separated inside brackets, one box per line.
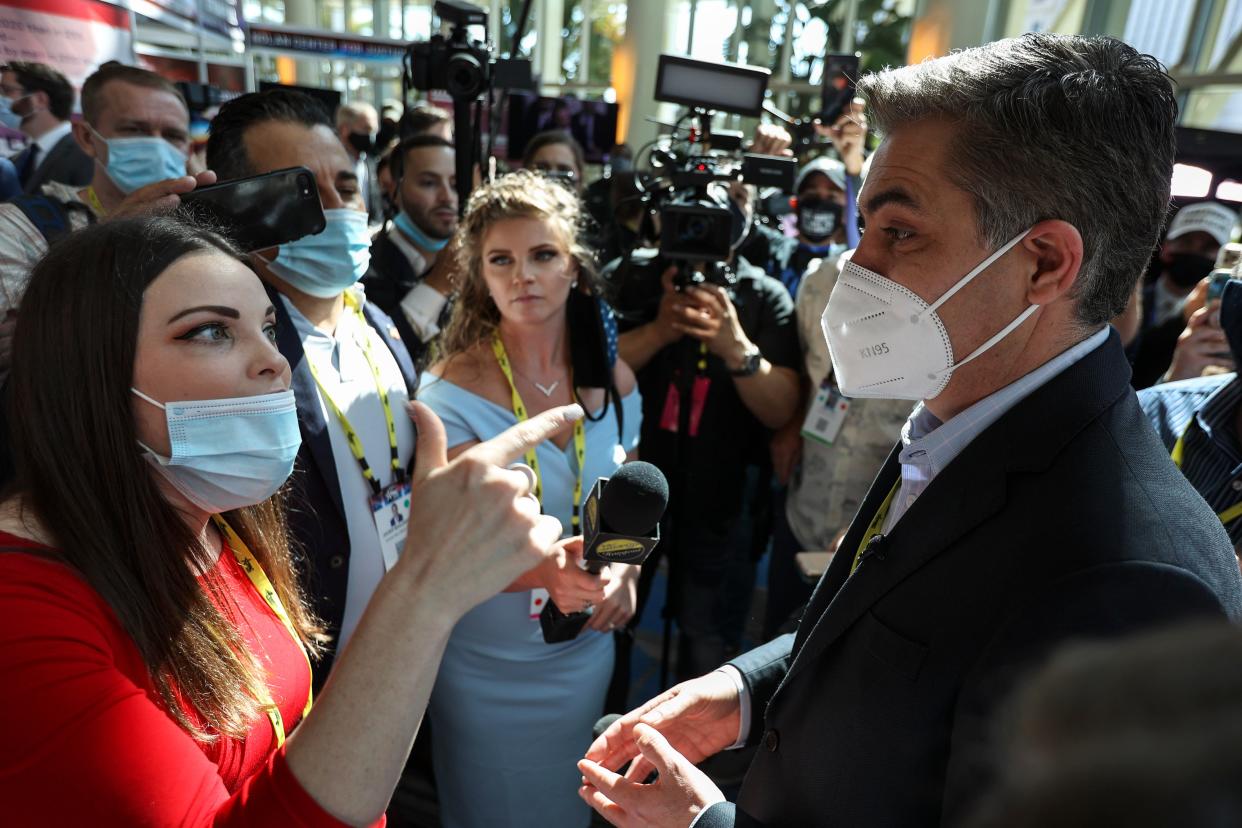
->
[376, 120, 397, 149]
[1165, 252, 1216, 289]
[797, 197, 842, 244]
[348, 131, 376, 156]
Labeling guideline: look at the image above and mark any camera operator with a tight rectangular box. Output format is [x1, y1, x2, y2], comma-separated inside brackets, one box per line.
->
[738, 103, 867, 299]
[1131, 202, 1238, 388]
[615, 193, 801, 682]
[363, 134, 459, 370]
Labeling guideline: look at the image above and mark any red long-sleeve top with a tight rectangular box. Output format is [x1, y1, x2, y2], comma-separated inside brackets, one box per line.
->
[0, 531, 383, 827]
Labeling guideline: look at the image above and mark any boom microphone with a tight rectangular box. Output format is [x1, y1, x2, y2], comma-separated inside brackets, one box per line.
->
[540, 462, 668, 643]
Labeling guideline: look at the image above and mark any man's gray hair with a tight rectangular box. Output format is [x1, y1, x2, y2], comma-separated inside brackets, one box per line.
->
[336, 101, 378, 128]
[857, 33, 1177, 326]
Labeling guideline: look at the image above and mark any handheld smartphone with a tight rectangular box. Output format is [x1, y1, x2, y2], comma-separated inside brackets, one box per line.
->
[178, 166, 326, 253]
[820, 52, 861, 126]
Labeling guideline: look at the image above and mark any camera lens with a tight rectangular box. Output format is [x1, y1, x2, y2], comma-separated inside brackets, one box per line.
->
[298, 173, 313, 197]
[683, 217, 709, 242]
[447, 52, 484, 99]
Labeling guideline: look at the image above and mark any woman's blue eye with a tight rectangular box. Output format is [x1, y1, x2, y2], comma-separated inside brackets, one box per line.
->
[534, 249, 558, 262]
[264, 323, 278, 343]
[178, 322, 231, 342]
[489, 255, 512, 266]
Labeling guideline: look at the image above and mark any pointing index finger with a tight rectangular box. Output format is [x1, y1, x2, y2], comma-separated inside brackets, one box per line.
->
[467, 404, 585, 467]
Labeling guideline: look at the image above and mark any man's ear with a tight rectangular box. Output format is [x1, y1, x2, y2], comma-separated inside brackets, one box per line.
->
[71, 121, 101, 161]
[1023, 219, 1083, 306]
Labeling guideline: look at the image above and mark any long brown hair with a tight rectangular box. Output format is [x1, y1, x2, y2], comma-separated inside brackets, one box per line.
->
[440, 169, 602, 358]
[6, 215, 324, 741]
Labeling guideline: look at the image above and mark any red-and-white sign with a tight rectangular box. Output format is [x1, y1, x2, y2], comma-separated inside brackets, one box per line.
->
[0, 0, 133, 91]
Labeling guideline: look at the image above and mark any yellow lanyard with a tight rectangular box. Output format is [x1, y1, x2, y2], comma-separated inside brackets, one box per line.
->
[491, 333, 587, 533]
[212, 517, 314, 747]
[1171, 421, 1242, 527]
[83, 186, 106, 216]
[851, 480, 901, 575]
[304, 293, 404, 495]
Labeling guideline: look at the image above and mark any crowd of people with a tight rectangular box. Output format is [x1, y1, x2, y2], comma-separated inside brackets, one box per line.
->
[1, 30, 1241, 828]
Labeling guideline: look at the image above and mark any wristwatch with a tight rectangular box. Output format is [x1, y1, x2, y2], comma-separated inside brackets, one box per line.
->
[730, 344, 762, 377]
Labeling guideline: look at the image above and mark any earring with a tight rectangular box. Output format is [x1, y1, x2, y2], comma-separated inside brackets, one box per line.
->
[571, 279, 579, 289]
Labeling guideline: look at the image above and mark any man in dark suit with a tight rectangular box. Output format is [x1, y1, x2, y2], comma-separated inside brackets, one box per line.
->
[579, 34, 1242, 828]
[207, 90, 418, 684]
[0, 62, 92, 192]
[362, 134, 458, 372]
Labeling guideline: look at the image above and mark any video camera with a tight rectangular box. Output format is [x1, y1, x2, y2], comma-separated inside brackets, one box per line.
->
[604, 55, 796, 318]
[402, 0, 534, 213]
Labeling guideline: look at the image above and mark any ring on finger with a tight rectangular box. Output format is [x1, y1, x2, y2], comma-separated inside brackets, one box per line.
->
[507, 462, 540, 505]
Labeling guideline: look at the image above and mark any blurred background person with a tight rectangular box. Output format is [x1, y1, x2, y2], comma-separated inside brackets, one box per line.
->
[1131, 201, 1238, 388]
[376, 98, 403, 150]
[1, 61, 92, 192]
[740, 104, 866, 300]
[419, 170, 641, 828]
[967, 621, 1242, 828]
[0, 156, 17, 201]
[1138, 271, 1242, 558]
[0, 60, 209, 399]
[363, 133, 459, 370]
[335, 101, 383, 225]
[399, 101, 452, 143]
[523, 129, 586, 193]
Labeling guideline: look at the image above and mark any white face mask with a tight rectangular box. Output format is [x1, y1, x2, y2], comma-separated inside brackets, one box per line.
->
[821, 229, 1035, 401]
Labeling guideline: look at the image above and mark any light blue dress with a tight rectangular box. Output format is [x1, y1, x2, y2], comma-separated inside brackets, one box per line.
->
[418, 373, 642, 828]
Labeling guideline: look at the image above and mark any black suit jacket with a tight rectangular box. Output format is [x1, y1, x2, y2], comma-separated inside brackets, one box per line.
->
[17, 132, 93, 193]
[361, 226, 446, 373]
[269, 284, 418, 689]
[699, 331, 1242, 827]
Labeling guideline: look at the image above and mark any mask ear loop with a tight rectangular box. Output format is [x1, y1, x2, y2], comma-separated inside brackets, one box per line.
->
[921, 229, 1031, 320]
[131, 388, 167, 410]
[932, 303, 1040, 380]
[924, 229, 1039, 380]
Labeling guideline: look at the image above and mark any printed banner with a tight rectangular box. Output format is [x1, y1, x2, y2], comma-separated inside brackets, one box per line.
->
[0, 0, 133, 90]
[248, 23, 406, 63]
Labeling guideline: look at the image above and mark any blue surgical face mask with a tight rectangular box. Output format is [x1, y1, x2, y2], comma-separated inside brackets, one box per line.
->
[0, 96, 24, 130]
[394, 209, 449, 252]
[263, 208, 372, 298]
[132, 387, 301, 514]
[91, 126, 187, 193]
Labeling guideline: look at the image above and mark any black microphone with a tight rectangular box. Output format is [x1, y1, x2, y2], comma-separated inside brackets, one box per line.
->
[540, 462, 669, 643]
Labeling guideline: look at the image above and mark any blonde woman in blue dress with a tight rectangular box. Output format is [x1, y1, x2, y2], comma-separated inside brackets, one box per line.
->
[418, 170, 642, 827]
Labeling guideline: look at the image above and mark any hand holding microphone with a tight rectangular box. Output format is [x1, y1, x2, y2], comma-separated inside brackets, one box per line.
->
[539, 537, 606, 613]
[540, 461, 670, 643]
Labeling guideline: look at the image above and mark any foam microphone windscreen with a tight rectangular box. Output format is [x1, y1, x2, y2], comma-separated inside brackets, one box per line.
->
[599, 461, 669, 536]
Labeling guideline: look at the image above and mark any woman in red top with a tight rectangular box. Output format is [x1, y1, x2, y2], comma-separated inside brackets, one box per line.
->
[0, 215, 582, 826]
